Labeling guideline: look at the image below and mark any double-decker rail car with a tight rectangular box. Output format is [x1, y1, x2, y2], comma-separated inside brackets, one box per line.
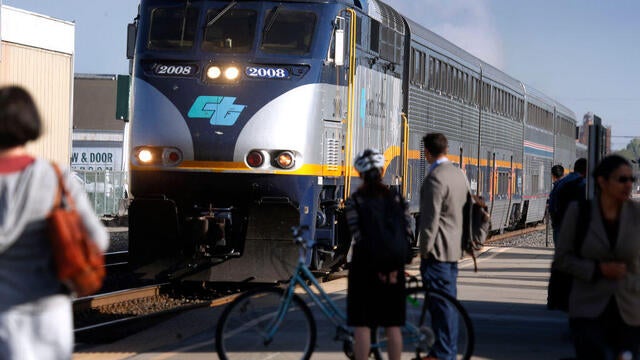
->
[126, 0, 576, 282]
[521, 86, 556, 224]
[554, 102, 579, 171]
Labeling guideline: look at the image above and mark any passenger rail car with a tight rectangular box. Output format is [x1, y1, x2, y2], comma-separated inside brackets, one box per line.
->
[126, 0, 576, 282]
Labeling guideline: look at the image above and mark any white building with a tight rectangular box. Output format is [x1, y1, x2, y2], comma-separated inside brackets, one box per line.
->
[0, 5, 75, 165]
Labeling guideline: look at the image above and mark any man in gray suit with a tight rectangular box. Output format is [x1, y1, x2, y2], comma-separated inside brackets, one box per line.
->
[418, 133, 469, 360]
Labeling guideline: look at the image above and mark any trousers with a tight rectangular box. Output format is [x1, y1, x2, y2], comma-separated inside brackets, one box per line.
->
[421, 257, 459, 360]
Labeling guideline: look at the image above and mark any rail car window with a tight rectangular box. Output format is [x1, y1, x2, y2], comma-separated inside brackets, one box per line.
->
[434, 59, 440, 90]
[471, 77, 475, 104]
[497, 171, 509, 199]
[448, 64, 453, 96]
[492, 87, 497, 112]
[148, 6, 199, 50]
[515, 170, 523, 196]
[411, 48, 426, 85]
[445, 63, 451, 95]
[370, 20, 380, 53]
[356, 16, 362, 45]
[261, 10, 316, 55]
[452, 66, 457, 96]
[203, 9, 257, 53]
[527, 104, 553, 131]
[466, 166, 479, 194]
[379, 26, 395, 62]
[427, 57, 434, 89]
[558, 116, 574, 137]
[463, 73, 469, 101]
[481, 82, 490, 110]
[419, 52, 426, 84]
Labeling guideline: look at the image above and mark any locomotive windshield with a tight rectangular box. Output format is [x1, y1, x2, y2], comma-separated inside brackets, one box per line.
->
[148, 5, 199, 50]
[203, 8, 257, 53]
[145, 3, 317, 56]
[260, 8, 316, 55]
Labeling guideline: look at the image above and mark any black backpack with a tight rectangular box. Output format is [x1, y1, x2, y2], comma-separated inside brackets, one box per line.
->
[349, 191, 412, 272]
[551, 176, 585, 228]
[462, 192, 491, 271]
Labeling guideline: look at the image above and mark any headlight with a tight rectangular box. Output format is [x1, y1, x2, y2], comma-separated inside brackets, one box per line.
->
[206, 66, 222, 79]
[275, 151, 295, 169]
[133, 146, 183, 166]
[204, 64, 241, 83]
[138, 149, 153, 163]
[224, 66, 240, 80]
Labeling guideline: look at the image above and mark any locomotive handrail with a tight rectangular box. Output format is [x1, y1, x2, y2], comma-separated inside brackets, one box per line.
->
[343, 7, 357, 200]
[401, 112, 410, 197]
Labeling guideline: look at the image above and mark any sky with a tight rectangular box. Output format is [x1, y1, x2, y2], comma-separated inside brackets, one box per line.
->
[4, 0, 639, 150]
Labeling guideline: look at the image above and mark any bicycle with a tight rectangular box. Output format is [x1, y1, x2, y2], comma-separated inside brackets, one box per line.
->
[215, 226, 474, 359]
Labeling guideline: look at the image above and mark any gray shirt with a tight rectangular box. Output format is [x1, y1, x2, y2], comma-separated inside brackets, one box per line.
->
[0, 158, 108, 309]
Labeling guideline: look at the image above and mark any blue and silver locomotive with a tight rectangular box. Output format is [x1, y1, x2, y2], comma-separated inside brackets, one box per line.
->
[126, 0, 576, 282]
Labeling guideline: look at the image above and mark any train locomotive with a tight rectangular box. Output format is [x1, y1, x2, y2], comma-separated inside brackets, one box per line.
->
[126, 0, 576, 282]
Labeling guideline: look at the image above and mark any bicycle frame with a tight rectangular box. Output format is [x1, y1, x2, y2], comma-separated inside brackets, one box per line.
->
[262, 234, 427, 352]
[216, 227, 473, 360]
[263, 242, 350, 345]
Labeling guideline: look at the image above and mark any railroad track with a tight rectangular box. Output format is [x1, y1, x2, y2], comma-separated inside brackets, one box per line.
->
[73, 281, 263, 344]
[104, 250, 128, 267]
[73, 283, 214, 343]
[485, 223, 546, 244]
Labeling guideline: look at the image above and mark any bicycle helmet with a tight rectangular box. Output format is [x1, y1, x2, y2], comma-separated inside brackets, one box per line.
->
[354, 148, 385, 174]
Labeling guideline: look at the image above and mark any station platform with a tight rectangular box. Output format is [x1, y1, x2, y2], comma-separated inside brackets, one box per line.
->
[74, 246, 575, 360]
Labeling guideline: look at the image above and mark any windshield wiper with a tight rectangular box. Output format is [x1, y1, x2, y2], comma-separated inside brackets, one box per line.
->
[179, 1, 193, 47]
[263, 5, 283, 35]
[206, 0, 238, 27]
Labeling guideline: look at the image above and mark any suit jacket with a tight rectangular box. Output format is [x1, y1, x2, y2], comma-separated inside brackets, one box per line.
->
[555, 198, 640, 325]
[418, 161, 469, 262]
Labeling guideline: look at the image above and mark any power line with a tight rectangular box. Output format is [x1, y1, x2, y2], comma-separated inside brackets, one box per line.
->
[559, 98, 640, 102]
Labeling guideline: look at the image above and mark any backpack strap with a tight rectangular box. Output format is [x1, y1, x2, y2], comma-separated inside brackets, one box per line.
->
[462, 192, 479, 272]
[50, 162, 76, 211]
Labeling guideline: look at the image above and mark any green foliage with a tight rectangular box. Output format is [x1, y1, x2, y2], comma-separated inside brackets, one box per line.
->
[615, 138, 640, 164]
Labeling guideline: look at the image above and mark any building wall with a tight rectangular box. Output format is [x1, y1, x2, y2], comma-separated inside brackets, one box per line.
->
[0, 42, 73, 164]
[0, 5, 74, 166]
[72, 75, 128, 172]
[578, 112, 612, 155]
[74, 75, 126, 131]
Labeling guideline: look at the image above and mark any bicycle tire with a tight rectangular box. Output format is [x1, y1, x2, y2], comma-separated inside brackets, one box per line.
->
[215, 287, 317, 360]
[373, 286, 475, 360]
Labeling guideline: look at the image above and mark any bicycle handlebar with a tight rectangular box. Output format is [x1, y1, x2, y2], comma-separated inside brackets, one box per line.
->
[291, 225, 310, 245]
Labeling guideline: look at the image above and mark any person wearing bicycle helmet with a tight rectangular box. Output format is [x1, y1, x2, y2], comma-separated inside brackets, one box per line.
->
[345, 148, 414, 360]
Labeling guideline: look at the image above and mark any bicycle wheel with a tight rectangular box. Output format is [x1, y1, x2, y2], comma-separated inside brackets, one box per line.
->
[373, 287, 475, 360]
[216, 287, 317, 360]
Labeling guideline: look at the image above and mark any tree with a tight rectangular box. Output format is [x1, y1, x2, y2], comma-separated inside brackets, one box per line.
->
[615, 138, 640, 163]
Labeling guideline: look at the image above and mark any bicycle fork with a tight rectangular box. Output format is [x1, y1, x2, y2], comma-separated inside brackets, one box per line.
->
[261, 287, 297, 346]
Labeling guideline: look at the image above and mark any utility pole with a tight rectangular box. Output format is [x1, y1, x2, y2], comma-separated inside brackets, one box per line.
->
[587, 115, 607, 200]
